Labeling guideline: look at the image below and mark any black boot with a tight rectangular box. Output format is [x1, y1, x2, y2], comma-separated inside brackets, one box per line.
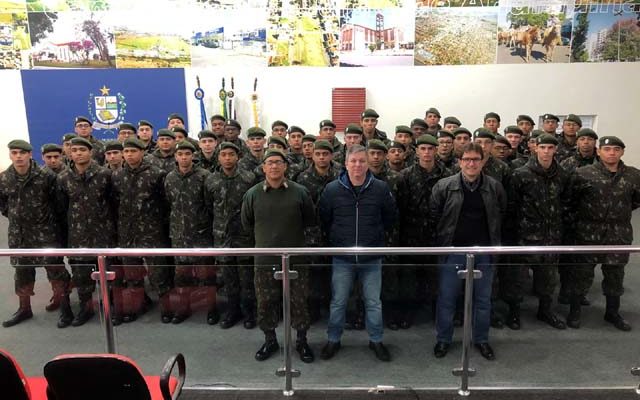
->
[2, 296, 33, 328]
[490, 306, 504, 329]
[536, 296, 566, 329]
[57, 295, 74, 329]
[505, 303, 521, 330]
[296, 330, 314, 363]
[220, 296, 242, 329]
[604, 295, 631, 331]
[385, 301, 400, 330]
[243, 301, 257, 329]
[566, 296, 581, 329]
[72, 295, 95, 327]
[255, 330, 279, 361]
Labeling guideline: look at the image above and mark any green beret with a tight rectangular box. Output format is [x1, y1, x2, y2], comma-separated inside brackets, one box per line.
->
[219, 142, 240, 153]
[314, 140, 333, 152]
[425, 107, 441, 118]
[138, 120, 153, 128]
[247, 127, 266, 138]
[395, 125, 413, 135]
[494, 135, 511, 147]
[70, 137, 93, 150]
[302, 134, 317, 143]
[344, 124, 363, 135]
[8, 139, 32, 151]
[367, 139, 388, 153]
[436, 130, 454, 140]
[225, 119, 241, 130]
[123, 137, 146, 150]
[210, 114, 225, 122]
[453, 127, 471, 137]
[74, 116, 91, 126]
[361, 108, 379, 119]
[389, 141, 406, 152]
[577, 128, 598, 140]
[599, 136, 625, 148]
[157, 129, 176, 139]
[319, 119, 336, 129]
[530, 129, 544, 140]
[198, 130, 216, 139]
[268, 135, 288, 148]
[118, 122, 137, 133]
[543, 113, 559, 122]
[536, 134, 559, 146]
[271, 120, 288, 130]
[504, 125, 523, 136]
[416, 134, 439, 147]
[263, 148, 288, 163]
[175, 140, 196, 152]
[167, 113, 184, 124]
[484, 112, 500, 122]
[288, 126, 305, 135]
[517, 115, 535, 125]
[443, 116, 461, 126]
[62, 133, 77, 142]
[171, 126, 188, 137]
[104, 140, 123, 152]
[41, 143, 62, 154]
[565, 114, 582, 127]
[411, 118, 428, 129]
[473, 128, 495, 140]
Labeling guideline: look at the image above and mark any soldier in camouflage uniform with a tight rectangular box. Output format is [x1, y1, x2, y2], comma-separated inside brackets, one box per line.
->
[112, 138, 173, 323]
[74, 116, 105, 164]
[483, 112, 501, 136]
[171, 126, 200, 151]
[165, 140, 217, 324]
[271, 120, 288, 138]
[137, 120, 156, 153]
[452, 127, 471, 159]
[210, 114, 226, 142]
[317, 120, 343, 155]
[241, 149, 316, 363]
[436, 130, 457, 169]
[0, 140, 71, 328]
[196, 130, 218, 172]
[61, 133, 76, 167]
[41, 144, 67, 175]
[424, 107, 442, 136]
[516, 115, 535, 153]
[504, 134, 571, 330]
[410, 118, 428, 139]
[334, 124, 364, 165]
[442, 116, 462, 132]
[223, 119, 249, 157]
[301, 134, 316, 168]
[147, 129, 176, 173]
[395, 125, 415, 166]
[511, 130, 544, 170]
[361, 109, 390, 146]
[205, 142, 257, 329]
[287, 126, 306, 165]
[386, 141, 407, 173]
[116, 123, 136, 143]
[565, 136, 640, 331]
[238, 127, 266, 173]
[492, 135, 512, 165]
[503, 126, 524, 163]
[104, 140, 124, 171]
[555, 114, 581, 162]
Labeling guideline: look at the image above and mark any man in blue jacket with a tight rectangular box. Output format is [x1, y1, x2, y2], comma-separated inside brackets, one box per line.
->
[318, 142, 397, 362]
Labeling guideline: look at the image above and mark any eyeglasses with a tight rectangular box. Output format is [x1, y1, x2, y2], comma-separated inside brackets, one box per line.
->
[265, 160, 285, 166]
[76, 123, 91, 128]
[460, 157, 482, 163]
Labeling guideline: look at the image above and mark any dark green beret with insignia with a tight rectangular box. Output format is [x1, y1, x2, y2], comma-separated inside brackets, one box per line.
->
[517, 115, 535, 125]
[157, 129, 176, 139]
[484, 112, 500, 122]
[367, 139, 388, 153]
[504, 125, 523, 136]
[118, 122, 137, 133]
[577, 128, 598, 140]
[74, 116, 91, 126]
[198, 130, 216, 139]
[175, 140, 196, 152]
[389, 141, 406, 152]
[219, 142, 240, 153]
[425, 107, 441, 118]
[62, 133, 77, 142]
[263, 148, 288, 163]
[536, 134, 559, 146]
[411, 118, 428, 129]
[565, 114, 582, 127]
[395, 125, 413, 135]
[167, 113, 184, 124]
[314, 140, 333, 152]
[453, 127, 471, 137]
[473, 128, 495, 140]
[443, 116, 461, 126]
[530, 129, 544, 140]
[494, 135, 511, 147]
[41, 143, 62, 154]
[268, 135, 288, 148]
[344, 124, 363, 135]
[288, 126, 305, 135]
[123, 137, 146, 150]
[436, 130, 454, 140]
[8, 139, 33, 151]
[599, 136, 625, 148]
[361, 108, 379, 119]
[225, 119, 241, 130]
[271, 120, 288, 130]
[138, 120, 153, 128]
[70, 137, 93, 150]
[319, 119, 336, 129]
[543, 113, 559, 122]
[104, 140, 123, 152]
[171, 126, 188, 137]
[302, 134, 317, 143]
[247, 127, 266, 138]
[416, 134, 439, 147]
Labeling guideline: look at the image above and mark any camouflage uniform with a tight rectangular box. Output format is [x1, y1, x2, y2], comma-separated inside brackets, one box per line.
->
[146, 149, 176, 173]
[238, 152, 262, 174]
[560, 153, 598, 173]
[143, 139, 157, 154]
[196, 151, 218, 172]
[555, 135, 577, 163]
[87, 136, 105, 165]
[288, 152, 305, 165]
[46, 164, 68, 175]
[436, 154, 457, 170]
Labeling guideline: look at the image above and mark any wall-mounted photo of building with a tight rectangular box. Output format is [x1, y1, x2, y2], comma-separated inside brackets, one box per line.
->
[0, 11, 29, 69]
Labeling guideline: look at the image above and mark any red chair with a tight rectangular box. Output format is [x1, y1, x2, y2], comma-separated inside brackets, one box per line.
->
[0, 349, 48, 400]
[44, 353, 185, 400]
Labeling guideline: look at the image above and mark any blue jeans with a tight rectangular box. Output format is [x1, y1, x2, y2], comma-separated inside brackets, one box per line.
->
[436, 254, 493, 344]
[327, 257, 383, 343]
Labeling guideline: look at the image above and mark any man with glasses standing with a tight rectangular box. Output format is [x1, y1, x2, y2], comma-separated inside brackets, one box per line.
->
[73, 116, 105, 164]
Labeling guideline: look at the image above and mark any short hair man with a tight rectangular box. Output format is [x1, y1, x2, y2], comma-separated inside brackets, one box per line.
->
[74, 116, 105, 164]
[41, 144, 66, 174]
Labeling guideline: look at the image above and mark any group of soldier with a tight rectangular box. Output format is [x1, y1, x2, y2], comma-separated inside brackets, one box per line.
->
[0, 106, 638, 364]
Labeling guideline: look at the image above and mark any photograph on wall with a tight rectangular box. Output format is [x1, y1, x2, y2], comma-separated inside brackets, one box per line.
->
[267, 7, 339, 66]
[0, 12, 30, 69]
[268, 0, 336, 8]
[414, 6, 498, 65]
[571, 2, 640, 62]
[416, 0, 498, 7]
[26, 0, 109, 11]
[194, 0, 268, 8]
[340, 0, 406, 8]
[113, 10, 191, 68]
[496, 1, 573, 64]
[27, 11, 116, 68]
[1, 1, 26, 13]
[190, 8, 267, 67]
[339, 8, 414, 66]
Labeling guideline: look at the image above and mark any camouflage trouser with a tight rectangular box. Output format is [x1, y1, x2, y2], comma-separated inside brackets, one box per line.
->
[568, 263, 626, 298]
[121, 256, 174, 297]
[220, 256, 255, 312]
[68, 257, 99, 299]
[13, 256, 70, 296]
[174, 257, 216, 288]
[254, 256, 309, 332]
[501, 254, 559, 303]
[382, 257, 421, 303]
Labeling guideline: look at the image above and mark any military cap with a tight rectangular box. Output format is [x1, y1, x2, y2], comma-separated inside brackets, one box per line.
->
[157, 128, 176, 139]
[268, 135, 288, 148]
[271, 120, 288, 130]
[484, 112, 501, 122]
[118, 122, 137, 133]
[219, 142, 240, 153]
[41, 143, 62, 154]
[576, 128, 598, 140]
[425, 107, 441, 118]
[494, 135, 511, 147]
[198, 129, 216, 139]
[70, 137, 93, 149]
[175, 140, 196, 152]
[565, 114, 582, 127]
[123, 137, 146, 150]
[543, 113, 560, 122]
[389, 141, 406, 152]
[453, 127, 472, 137]
[410, 118, 428, 129]
[288, 126, 305, 135]
[167, 113, 184, 124]
[302, 134, 317, 143]
[319, 119, 336, 129]
[473, 128, 495, 140]
[443, 116, 461, 126]
[74, 116, 92, 126]
[138, 120, 153, 128]
[517, 115, 535, 125]
[367, 139, 388, 153]
[530, 129, 544, 140]
[104, 140, 123, 152]
[210, 114, 226, 122]
[436, 130, 454, 140]
[62, 133, 77, 142]
[536, 134, 559, 146]
[314, 140, 333, 152]
[416, 134, 439, 147]
[225, 119, 241, 130]
[599, 136, 625, 148]
[504, 125, 523, 136]
[361, 108, 379, 119]
[247, 127, 266, 138]
[171, 126, 188, 137]
[8, 139, 32, 151]
[395, 125, 413, 135]
[263, 148, 288, 163]
[344, 124, 363, 135]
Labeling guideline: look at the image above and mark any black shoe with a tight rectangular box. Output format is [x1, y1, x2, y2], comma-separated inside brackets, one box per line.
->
[505, 305, 521, 330]
[296, 340, 315, 363]
[433, 342, 450, 358]
[161, 313, 173, 324]
[111, 314, 123, 326]
[243, 315, 256, 329]
[604, 312, 632, 331]
[537, 309, 566, 329]
[580, 296, 590, 306]
[220, 312, 242, 329]
[255, 339, 279, 361]
[490, 310, 504, 329]
[369, 341, 391, 362]
[474, 343, 495, 361]
[386, 317, 400, 331]
[71, 308, 94, 327]
[171, 313, 190, 324]
[453, 310, 463, 327]
[122, 313, 137, 323]
[320, 341, 341, 360]
[207, 310, 220, 325]
[2, 308, 33, 328]
[353, 316, 365, 331]
[57, 303, 74, 329]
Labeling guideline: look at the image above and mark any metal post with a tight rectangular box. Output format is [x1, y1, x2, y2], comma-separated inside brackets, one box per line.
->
[453, 253, 478, 396]
[96, 255, 116, 354]
[274, 254, 300, 396]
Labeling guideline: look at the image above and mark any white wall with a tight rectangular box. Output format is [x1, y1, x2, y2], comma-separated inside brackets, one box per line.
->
[0, 70, 30, 170]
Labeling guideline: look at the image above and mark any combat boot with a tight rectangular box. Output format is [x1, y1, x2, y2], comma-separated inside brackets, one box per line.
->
[159, 293, 173, 323]
[295, 330, 314, 363]
[243, 300, 257, 329]
[72, 294, 95, 327]
[171, 287, 191, 324]
[205, 286, 219, 325]
[505, 303, 521, 330]
[2, 296, 33, 328]
[536, 296, 566, 329]
[220, 296, 242, 329]
[566, 296, 581, 329]
[604, 295, 631, 331]
[45, 296, 60, 312]
[57, 295, 74, 329]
